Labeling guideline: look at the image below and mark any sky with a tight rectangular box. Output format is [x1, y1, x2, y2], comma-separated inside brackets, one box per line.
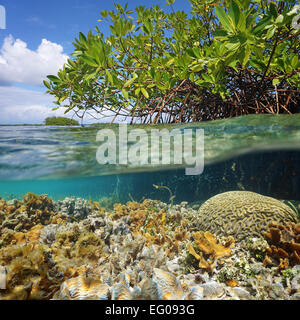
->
[0, 0, 191, 124]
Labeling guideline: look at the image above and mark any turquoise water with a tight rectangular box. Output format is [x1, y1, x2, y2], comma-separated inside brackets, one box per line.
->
[0, 114, 300, 203]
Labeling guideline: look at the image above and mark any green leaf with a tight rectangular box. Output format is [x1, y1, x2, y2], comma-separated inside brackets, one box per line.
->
[122, 88, 129, 100]
[105, 70, 114, 84]
[213, 29, 228, 38]
[141, 88, 149, 98]
[215, 7, 234, 33]
[252, 46, 264, 60]
[250, 58, 266, 71]
[52, 107, 59, 111]
[101, 10, 108, 18]
[144, 19, 153, 34]
[84, 71, 97, 82]
[236, 10, 246, 31]
[195, 80, 212, 87]
[275, 14, 284, 25]
[225, 42, 240, 52]
[81, 56, 98, 67]
[252, 15, 272, 35]
[266, 26, 276, 39]
[228, 0, 240, 28]
[149, 67, 156, 79]
[79, 32, 87, 44]
[56, 96, 66, 104]
[242, 47, 251, 66]
[202, 73, 213, 83]
[187, 48, 197, 59]
[291, 55, 298, 68]
[135, 88, 141, 96]
[287, 5, 300, 16]
[190, 64, 202, 72]
[166, 0, 175, 5]
[166, 58, 175, 65]
[124, 73, 138, 88]
[64, 106, 74, 114]
[47, 75, 61, 84]
[272, 78, 280, 86]
[269, 3, 278, 19]
[228, 59, 239, 71]
[43, 80, 51, 89]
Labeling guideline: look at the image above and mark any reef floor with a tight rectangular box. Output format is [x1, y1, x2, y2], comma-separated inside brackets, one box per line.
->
[0, 192, 299, 300]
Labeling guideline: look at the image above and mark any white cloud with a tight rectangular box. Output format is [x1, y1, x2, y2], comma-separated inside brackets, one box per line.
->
[1, 104, 65, 124]
[0, 86, 66, 124]
[0, 34, 126, 124]
[0, 86, 126, 124]
[0, 35, 68, 86]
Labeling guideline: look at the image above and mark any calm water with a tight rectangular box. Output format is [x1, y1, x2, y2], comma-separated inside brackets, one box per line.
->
[0, 114, 300, 203]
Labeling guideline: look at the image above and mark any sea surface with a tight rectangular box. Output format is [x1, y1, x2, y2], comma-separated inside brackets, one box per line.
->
[0, 114, 300, 203]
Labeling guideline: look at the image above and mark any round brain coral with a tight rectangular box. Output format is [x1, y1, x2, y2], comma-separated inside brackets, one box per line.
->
[196, 191, 299, 242]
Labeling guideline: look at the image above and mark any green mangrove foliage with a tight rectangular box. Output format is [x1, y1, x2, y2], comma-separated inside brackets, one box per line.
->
[45, 0, 300, 124]
[44, 116, 79, 126]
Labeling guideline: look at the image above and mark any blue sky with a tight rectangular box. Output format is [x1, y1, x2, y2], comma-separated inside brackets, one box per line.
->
[0, 0, 191, 124]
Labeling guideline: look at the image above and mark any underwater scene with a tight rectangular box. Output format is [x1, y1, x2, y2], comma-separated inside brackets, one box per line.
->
[0, 113, 300, 300]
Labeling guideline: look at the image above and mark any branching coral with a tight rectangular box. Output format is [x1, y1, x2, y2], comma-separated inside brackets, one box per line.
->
[187, 231, 234, 273]
[0, 242, 62, 300]
[0, 193, 60, 233]
[0, 223, 105, 300]
[263, 221, 300, 269]
[50, 226, 105, 275]
[10, 224, 44, 245]
[110, 199, 189, 258]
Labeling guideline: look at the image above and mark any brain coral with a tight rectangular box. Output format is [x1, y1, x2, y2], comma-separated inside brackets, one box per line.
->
[196, 191, 299, 242]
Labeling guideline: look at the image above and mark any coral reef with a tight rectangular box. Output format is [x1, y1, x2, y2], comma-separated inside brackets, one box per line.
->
[0, 225, 105, 299]
[263, 221, 300, 269]
[11, 224, 44, 245]
[110, 200, 189, 258]
[49, 225, 105, 274]
[54, 268, 204, 300]
[195, 191, 299, 242]
[187, 231, 234, 273]
[0, 242, 63, 300]
[0, 192, 299, 300]
[58, 266, 110, 300]
[0, 193, 65, 234]
[55, 197, 95, 220]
